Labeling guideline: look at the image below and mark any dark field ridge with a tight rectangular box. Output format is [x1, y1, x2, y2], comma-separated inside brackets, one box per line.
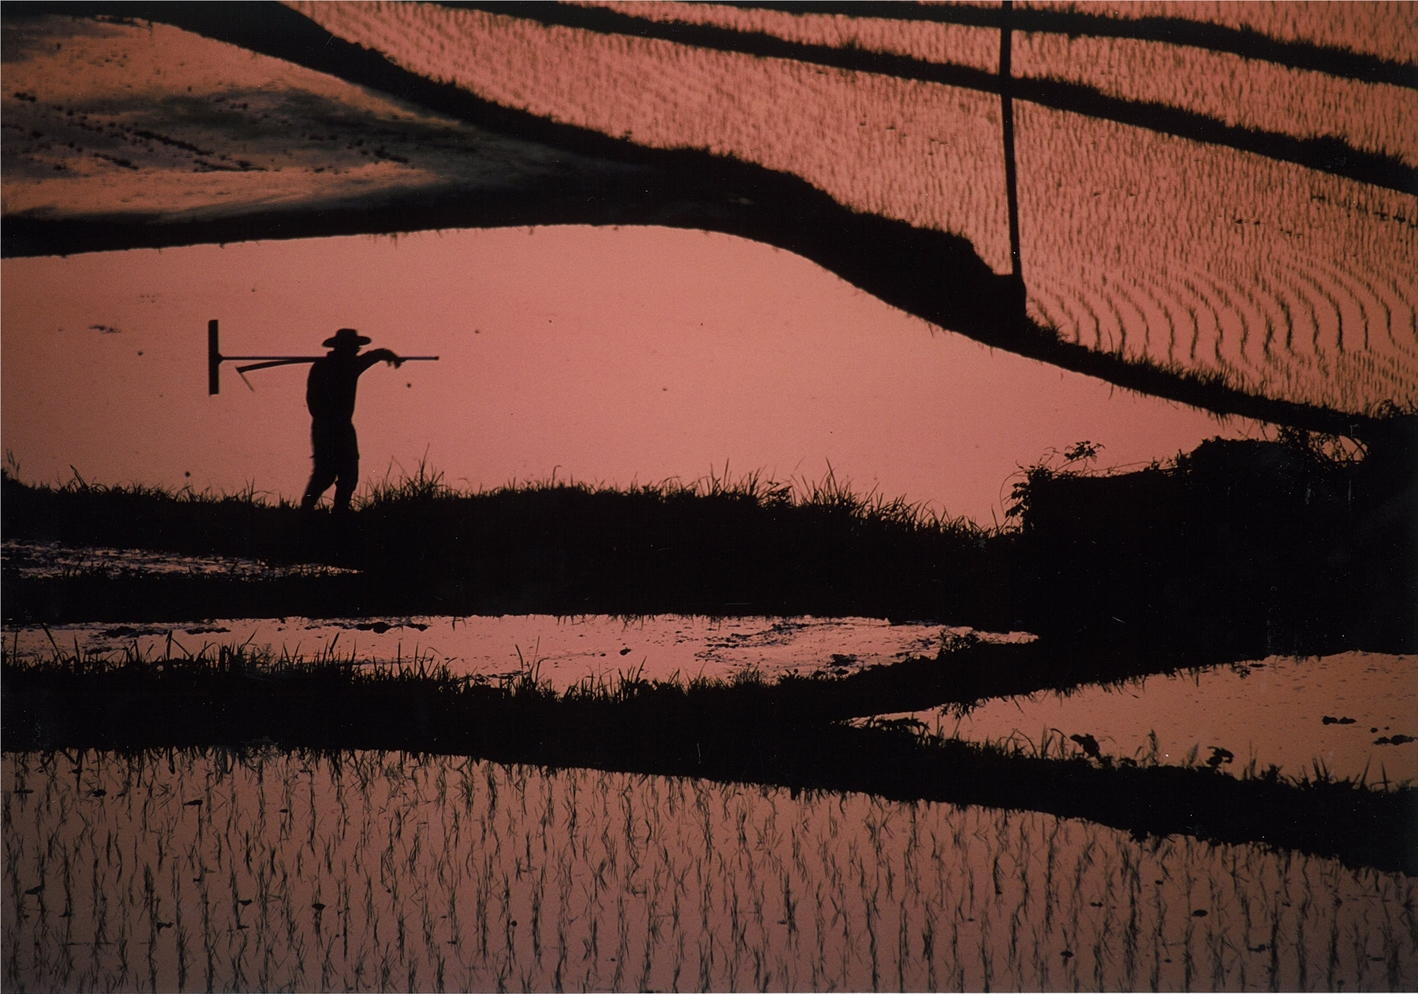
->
[5, 422, 1415, 657]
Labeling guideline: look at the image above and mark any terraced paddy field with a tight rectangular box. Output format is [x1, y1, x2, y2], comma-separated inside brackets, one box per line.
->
[4, 5, 1415, 991]
[5, 3, 1414, 418]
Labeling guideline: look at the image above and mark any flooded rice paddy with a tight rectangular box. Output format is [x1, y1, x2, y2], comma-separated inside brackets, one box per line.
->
[4, 7, 1416, 988]
[5, 749, 1415, 993]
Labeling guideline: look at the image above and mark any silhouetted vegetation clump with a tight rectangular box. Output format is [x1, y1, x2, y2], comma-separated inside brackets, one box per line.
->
[1007, 416, 1416, 655]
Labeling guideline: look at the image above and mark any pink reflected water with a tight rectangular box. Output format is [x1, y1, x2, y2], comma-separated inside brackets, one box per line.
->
[937, 651, 1418, 785]
[1, 228, 1258, 527]
[2, 613, 1011, 687]
[7, 612, 1410, 785]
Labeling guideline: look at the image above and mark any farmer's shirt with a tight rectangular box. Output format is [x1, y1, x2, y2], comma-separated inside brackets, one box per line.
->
[306, 350, 385, 423]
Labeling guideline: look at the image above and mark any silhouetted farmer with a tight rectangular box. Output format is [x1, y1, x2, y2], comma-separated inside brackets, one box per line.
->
[300, 328, 404, 514]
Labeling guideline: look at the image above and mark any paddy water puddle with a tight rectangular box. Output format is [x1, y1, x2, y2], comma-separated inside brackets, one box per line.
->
[937, 650, 1417, 785]
[5, 612, 1018, 686]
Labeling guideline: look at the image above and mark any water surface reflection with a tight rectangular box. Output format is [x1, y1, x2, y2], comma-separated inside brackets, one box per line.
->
[936, 651, 1417, 785]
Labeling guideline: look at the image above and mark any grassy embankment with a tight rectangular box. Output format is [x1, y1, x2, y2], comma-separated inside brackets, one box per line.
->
[1, 465, 1011, 625]
[5, 419, 1414, 656]
[4, 639, 1413, 875]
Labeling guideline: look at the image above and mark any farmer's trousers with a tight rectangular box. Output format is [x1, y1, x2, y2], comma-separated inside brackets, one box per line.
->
[301, 418, 359, 513]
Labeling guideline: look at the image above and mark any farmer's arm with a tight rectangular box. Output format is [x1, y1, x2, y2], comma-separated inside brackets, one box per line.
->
[359, 348, 405, 371]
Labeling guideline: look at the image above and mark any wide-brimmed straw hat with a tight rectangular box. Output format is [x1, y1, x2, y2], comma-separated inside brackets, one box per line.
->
[322, 328, 371, 349]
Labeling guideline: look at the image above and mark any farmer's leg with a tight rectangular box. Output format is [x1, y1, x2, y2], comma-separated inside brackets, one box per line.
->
[330, 424, 360, 515]
[302, 460, 337, 512]
[332, 457, 358, 515]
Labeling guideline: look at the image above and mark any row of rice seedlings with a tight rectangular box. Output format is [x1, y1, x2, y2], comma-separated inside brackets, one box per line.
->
[1016, 30, 1417, 166]
[1015, 101, 1414, 315]
[1295, 250, 1418, 363]
[578, 0, 1001, 74]
[289, 0, 1016, 267]
[1027, 249, 1416, 417]
[1014, 104, 1416, 412]
[5, 748, 1414, 992]
[1033, 0, 1414, 66]
[576, 0, 1416, 165]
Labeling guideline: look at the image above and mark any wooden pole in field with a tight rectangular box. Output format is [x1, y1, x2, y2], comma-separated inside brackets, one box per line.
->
[208, 319, 221, 395]
[999, 0, 1024, 289]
